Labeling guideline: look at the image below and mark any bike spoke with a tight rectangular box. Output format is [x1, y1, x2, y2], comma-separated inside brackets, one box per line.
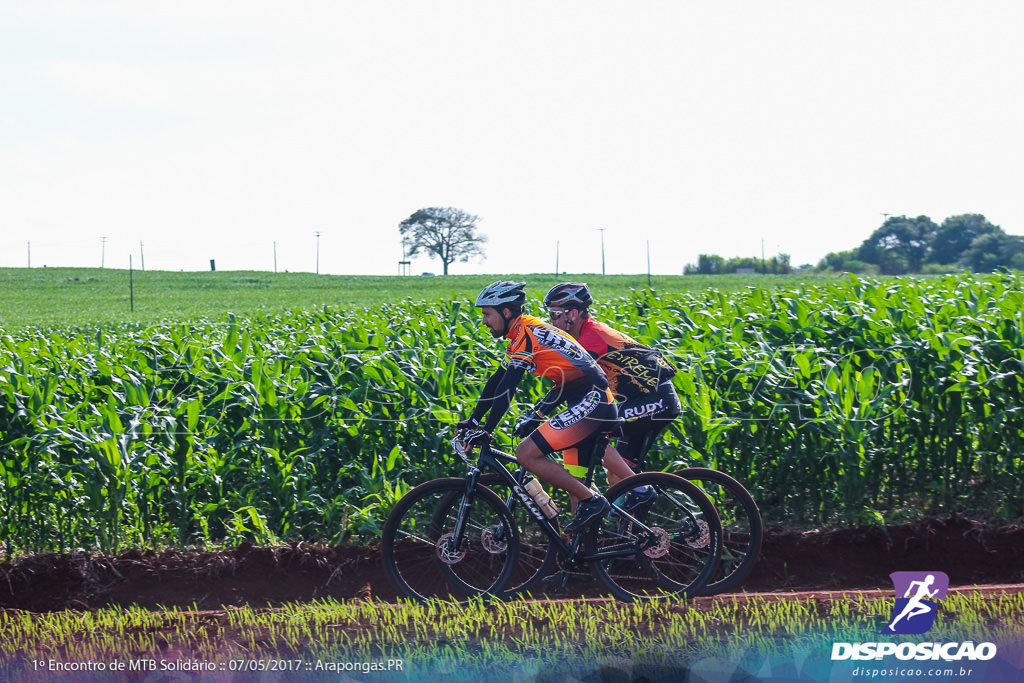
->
[588, 472, 722, 601]
[382, 479, 519, 602]
[474, 472, 565, 598]
[676, 468, 763, 596]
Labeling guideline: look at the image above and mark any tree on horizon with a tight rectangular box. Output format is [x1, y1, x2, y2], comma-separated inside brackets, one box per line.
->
[398, 207, 487, 275]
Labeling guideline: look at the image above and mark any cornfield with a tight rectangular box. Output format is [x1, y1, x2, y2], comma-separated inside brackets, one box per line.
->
[1, 273, 1022, 556]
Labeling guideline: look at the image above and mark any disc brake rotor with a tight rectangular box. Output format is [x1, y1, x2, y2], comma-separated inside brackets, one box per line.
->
[481, 525, 508, 554]
[643, 527, 670, 558]
[435, 533, 467, 565]
[683, 520, 711, 549]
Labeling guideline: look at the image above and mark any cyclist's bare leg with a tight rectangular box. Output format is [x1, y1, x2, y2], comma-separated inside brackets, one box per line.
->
[564, 446, 634, 512]
[516, 437, 594, 501]
[601, 444, 634, 487]
[568, 454, 627, 512]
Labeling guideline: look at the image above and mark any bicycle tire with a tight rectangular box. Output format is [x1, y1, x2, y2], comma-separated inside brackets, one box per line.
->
[587, 472, 722, 602]
[676, 467, 762, 596]
[381, 477, 519, 603]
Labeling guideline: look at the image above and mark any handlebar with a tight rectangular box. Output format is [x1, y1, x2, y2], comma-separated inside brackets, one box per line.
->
[450, 432, 517, 465]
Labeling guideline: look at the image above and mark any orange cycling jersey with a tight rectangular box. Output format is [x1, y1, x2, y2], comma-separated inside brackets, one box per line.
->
[471, 314, 612, 434]
[503, 314, 609, 394]
[576, 317, 677, 401]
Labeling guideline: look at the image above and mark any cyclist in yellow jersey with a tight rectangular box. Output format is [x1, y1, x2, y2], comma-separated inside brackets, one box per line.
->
[458, 281, 636, 532]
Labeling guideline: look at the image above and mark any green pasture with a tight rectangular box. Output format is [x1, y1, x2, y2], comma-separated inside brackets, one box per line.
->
[0, 267, 818, 328]
[1, 269, 1023, 556]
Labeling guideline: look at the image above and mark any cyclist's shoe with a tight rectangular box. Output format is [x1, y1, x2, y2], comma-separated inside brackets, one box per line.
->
[610, 486, 657, 522]
[612, 487, 658, 535]
[621, 486, 657, 513]
[564, 494, 610, 533]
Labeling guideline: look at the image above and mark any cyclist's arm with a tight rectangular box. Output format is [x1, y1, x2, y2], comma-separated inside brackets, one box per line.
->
[468, 366, 506, 424]
[480, 364, 527, 433]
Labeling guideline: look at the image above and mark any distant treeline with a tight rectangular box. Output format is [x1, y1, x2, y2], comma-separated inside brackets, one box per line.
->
[684, 253, 793, 276]
[687, 213, 1023, 276]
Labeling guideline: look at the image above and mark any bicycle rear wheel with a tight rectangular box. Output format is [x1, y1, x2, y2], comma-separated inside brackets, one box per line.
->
[381, 477, 519, 602]
[677, 467, 762, 596]
[587, 472, 722, 601]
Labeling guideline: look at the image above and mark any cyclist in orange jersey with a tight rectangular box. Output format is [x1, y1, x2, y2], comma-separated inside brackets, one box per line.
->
[458, 281, 636, 532]
[544, 282, 682, 509]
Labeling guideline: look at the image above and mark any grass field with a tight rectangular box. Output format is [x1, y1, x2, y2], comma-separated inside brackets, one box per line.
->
[0, 267, 823, 328]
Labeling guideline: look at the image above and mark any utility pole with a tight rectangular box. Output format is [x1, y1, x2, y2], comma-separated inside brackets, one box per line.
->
[315, 231, 322, 274]
[597, 228, 606, 275]
[273, 241, 278, 273]
[27, 241, 31, 268]
[139, 241, 145, 271]
[101, 236, 108, 268]
[647, 240, 652, 288]
[555, 240, 559, 274]
[398, 236, 411, 275]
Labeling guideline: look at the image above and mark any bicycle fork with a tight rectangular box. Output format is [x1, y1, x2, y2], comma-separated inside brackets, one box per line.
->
[441, 468, 483, 561]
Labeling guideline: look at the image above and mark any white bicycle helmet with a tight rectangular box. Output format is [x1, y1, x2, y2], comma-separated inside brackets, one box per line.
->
[475, 280, 527, 307]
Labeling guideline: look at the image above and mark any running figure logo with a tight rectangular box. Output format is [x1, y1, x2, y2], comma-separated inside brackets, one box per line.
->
[883, 571, 949, 635]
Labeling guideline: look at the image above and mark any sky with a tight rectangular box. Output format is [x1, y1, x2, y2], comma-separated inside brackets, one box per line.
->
[2, 1, 1022, 276]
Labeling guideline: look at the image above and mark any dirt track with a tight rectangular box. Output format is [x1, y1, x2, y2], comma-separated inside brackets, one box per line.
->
[2, 515, 1022, 611]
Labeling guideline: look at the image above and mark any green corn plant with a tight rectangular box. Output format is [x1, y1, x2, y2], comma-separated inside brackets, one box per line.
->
[1, 273, 1023, 555]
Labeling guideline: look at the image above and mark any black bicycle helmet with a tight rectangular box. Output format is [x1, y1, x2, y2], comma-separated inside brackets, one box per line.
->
[544, 282, 593, 309]
[475, 280, 527, 307]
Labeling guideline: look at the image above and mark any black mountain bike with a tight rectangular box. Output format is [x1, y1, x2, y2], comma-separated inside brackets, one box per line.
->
[381, 425, 723, 602]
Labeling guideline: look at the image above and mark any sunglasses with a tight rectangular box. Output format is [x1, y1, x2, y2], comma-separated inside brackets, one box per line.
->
[548, 309, 570, 321]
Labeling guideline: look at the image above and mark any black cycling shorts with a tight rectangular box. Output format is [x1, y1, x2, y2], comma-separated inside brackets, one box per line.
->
[615, 380, 682, 470]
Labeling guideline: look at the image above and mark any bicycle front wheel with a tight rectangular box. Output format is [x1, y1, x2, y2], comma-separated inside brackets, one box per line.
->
[381, 477, 519, 603]
[677, 467, 762, 596]
[588, 472, 722, 601]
